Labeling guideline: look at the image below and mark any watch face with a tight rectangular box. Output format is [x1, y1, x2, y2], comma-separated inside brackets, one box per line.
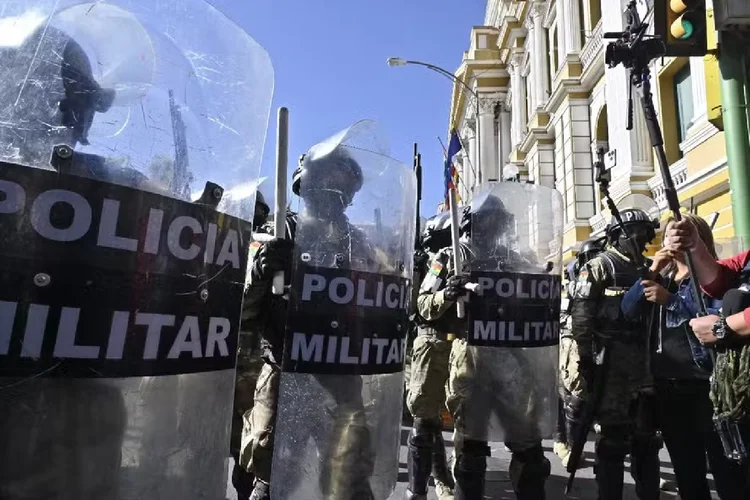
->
[713, 319, 726, 339]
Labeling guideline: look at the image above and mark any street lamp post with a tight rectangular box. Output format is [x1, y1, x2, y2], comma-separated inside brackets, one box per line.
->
[387, 57, 482, 189]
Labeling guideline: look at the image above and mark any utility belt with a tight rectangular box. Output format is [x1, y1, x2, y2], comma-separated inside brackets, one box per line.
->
[417, 325, 457, 342]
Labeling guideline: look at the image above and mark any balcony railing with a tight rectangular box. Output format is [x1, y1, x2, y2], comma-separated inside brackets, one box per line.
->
[580, 19, 603, 71]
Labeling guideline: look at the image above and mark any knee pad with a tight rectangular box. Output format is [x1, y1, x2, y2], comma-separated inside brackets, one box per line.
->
[632, 432, 663, 456]
[456, 439, 490, 473]
[409, 418, 439, 449]
[510, 445, 551, 479]
[563, 393, 585, 425]
[596, 428, 630, 463]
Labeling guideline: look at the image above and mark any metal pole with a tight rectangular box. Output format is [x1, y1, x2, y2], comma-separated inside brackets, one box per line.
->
[719, 32, 750, 242]
[272, 107, 289, 295]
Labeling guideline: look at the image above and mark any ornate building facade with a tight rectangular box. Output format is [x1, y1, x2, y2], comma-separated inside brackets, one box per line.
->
[449, 0, 737, 262]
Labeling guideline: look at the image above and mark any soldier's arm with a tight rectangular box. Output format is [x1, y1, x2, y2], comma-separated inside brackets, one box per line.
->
[569, 259, 607, 358]
[416, 252, 454, 322]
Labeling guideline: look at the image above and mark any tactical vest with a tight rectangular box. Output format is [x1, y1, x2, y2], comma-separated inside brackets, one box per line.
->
[595, 250, 645, 340]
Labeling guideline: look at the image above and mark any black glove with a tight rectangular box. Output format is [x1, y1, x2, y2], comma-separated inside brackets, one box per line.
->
[443, 275, 469, 302]
[252, 238, 293, 281]
[414, 249, 429, 270]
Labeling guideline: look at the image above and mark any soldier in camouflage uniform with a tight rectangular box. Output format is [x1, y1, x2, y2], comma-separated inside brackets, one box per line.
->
[231, 191, 273, 500]
[555, 238, 605, 465]
[236, 208, 296, 500]
[418, 196, 552, 500]
[568, 209, 662, 499]
[405, 211, 458, 500]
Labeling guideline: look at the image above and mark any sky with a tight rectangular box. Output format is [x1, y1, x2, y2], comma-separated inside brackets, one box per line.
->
[209, 0, 486, 218]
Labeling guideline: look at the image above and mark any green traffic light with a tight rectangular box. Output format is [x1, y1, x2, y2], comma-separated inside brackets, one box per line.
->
[679, 20, 694, 39]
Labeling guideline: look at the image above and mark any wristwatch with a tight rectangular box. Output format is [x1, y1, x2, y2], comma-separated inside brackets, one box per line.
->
[712, 315, 735, 342]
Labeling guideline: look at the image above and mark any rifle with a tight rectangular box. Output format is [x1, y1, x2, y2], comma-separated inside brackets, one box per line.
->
[604, 0, 747, 463]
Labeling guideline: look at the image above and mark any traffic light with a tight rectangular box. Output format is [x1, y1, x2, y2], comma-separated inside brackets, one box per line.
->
[654, 0, 708, 57]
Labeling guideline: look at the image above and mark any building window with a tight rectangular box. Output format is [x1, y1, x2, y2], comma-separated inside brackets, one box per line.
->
[549, 25, 559, 75]
[673, 64, 694, 149]
[588, 0, 602, 29]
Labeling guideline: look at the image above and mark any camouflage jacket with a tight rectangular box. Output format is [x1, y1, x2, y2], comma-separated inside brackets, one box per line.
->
[569, 246, 648, 358]
[416, 245, 471, 337]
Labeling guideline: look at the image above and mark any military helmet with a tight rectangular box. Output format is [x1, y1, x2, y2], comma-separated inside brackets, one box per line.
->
[606, 208, 658, 241]
[421, 212, 452, 251]
[459, 192, 512, 237]
[577, 237, 605, 265]
[292, 148, 364, 203]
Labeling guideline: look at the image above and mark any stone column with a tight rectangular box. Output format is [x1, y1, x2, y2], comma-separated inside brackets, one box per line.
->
[556, 0, 567, 59]
[524, 15, 538, 111]
[509, 52, 526, 149]
[563, 0, 582, 53]
[498, 104, 512, 170]
[464, 119, 477, 192]
[478, 96, 499, 182]
[532, 2, 550, 107]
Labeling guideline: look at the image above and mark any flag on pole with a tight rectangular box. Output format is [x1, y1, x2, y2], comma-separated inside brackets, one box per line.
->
[443, 129, 463, 206]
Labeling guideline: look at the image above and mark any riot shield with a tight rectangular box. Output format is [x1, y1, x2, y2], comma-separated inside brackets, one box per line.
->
[0, 2, 273, 499]
[270, 121, 416, 500]
[462, 182, 564, 444]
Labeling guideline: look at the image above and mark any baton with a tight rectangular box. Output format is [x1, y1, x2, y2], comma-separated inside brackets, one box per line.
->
[448, 188, 465, 318]
[272, 107, 289, 296]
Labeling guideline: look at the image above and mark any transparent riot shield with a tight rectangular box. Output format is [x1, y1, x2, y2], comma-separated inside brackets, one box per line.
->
[0, 2, 273, 499]
[461, 182, 564, 444]
[270, 121, 416, 500]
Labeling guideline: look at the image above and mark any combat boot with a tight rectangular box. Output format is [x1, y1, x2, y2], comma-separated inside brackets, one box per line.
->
[248, 480, 270, 500]
[434, 479, 455, 500]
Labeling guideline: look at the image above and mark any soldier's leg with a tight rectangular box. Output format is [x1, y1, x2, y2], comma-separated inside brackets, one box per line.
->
[594, 423, 631, 500]
[406, 418, 440, 500]
[232, 346, 263, 500]
[554, 337, 572, 457]
[446, 339, 489, 500]
[630, 388, 662, 500]
[405, 331, 453, 499]
[317, 374, 375, 500]
[239, 362, 280, 500]
[453, 439, 490, 500]
[507, 442, 551, 500]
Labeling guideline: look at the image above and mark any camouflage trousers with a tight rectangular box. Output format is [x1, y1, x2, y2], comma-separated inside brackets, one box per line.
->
[446, 339, 545, 451]
[595, 338, 649, 427]
[239, 361, 280, 483]
[407, 329, 452, 420]
[231, 343, 265, 458]
[559, 336, 587, 400]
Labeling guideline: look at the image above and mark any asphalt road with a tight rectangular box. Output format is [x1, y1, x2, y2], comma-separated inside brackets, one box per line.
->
[224, 426, 719, 499]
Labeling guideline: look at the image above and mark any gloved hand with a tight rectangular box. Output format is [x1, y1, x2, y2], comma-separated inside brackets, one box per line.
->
[252, 238, 293, 281]
[443, 275, 470, 302]
[414, 249, 429, 270]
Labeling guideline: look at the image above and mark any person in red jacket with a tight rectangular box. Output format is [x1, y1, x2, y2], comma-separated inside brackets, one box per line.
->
[665, 220, 750, 343]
